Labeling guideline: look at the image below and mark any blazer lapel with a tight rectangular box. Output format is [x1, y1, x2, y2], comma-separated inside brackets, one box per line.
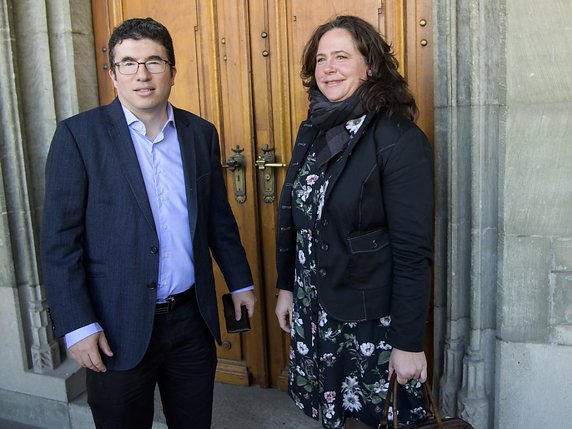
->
[104, 98, 157, 233]
[173, 108, 198, 239]
[323, 112, 376, 203]
[288, 121, 319, 180]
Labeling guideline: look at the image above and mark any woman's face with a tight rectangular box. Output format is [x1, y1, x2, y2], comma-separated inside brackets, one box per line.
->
[315, 28, 369, 102]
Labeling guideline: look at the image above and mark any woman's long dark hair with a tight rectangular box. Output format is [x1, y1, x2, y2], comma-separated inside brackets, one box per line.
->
[301, 15, 418, 121]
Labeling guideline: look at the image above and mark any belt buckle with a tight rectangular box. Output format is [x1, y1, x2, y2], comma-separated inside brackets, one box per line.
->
[156, 296, 176, 315]
[166, 295, 176, 312]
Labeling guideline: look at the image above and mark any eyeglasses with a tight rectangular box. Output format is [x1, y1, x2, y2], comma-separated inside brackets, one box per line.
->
[113, 59, 171, 75]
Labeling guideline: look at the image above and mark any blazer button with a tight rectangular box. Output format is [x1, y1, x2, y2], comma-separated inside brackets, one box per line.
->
[150, 246, 159, 254]
[320, 243, 329, 251]
[372, 240, 378, 249]
[321, 218, 329, 226]
[147, 281, 157, 289]
[319, 268, 327, 277]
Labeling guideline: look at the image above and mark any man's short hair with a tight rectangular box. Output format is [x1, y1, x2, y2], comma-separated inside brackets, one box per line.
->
[108, 17, 175, 68]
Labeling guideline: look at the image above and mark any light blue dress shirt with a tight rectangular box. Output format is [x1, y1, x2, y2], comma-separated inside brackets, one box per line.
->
[128, 103, 195, 301]
[65, 103, 252, 348]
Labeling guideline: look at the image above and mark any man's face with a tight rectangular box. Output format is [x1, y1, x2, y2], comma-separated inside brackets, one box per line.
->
[109, 38, 176, 119]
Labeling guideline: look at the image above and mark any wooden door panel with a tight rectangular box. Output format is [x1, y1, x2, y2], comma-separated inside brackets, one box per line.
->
[242, 0, 299, 389]
[92, 0, 122, 105]
[214, 0, 268, 386]
[404, 0, 434, 142]
[91, 0, 434, 389]
[403, 0, 434, 382]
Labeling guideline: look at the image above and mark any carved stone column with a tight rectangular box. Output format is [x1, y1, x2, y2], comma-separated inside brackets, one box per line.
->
[0, 0, 98, 380]
[30, 290, 62, 372]
[434, 1, 504, 428]
[0, 0, 61, 373]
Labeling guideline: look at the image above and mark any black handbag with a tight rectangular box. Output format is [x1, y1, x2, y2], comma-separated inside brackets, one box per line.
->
[378, 374, 475, 429]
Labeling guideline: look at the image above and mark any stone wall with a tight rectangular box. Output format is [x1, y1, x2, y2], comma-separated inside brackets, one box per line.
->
[434, 0, 572, 428]
[434, 1, 502, 427]
[0, 0, 98, 426]
[496, 0, 572, 427]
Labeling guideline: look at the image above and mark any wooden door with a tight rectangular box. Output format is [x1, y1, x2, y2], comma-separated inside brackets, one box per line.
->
[91, 0, 433, 389]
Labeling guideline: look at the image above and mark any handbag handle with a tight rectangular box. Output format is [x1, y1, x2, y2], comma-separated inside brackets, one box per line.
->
[378, 373, 444, 429]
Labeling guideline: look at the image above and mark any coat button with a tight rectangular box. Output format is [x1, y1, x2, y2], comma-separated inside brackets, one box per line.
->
[319, 268, 327, 277]
[150, 246, 159, 254]
[320, 243, 329, 251]
[321, 218, 329, 226]
[372, 240, 378, 248]
[147, 281, 157, 289]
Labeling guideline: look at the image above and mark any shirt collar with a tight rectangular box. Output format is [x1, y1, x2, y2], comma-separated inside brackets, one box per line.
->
[121, 103, 175, 135]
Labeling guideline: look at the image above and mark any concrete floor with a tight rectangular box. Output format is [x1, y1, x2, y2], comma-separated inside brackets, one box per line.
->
[212, 383, 322, 429]
[0, 383, 323, 429]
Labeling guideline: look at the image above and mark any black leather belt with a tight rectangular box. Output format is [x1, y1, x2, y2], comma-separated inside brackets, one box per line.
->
[155, 287, 194, 315]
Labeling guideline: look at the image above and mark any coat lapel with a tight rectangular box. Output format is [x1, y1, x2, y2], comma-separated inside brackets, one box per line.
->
[288, 114, 375, 205]
[173, 107, 198, 239]
[104, 98, 157, 234]
[287, 121, 319, 181]
[322, 112, 376, 203]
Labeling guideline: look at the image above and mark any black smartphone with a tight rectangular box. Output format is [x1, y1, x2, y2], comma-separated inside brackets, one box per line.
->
[222, 293, 251, 333]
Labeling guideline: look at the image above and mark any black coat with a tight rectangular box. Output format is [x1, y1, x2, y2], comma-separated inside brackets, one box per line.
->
[276, 112, 433, 352]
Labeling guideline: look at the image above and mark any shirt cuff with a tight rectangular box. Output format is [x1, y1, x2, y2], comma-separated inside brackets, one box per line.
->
[231, 285, 254, 294]
[65, 323, 103, 349]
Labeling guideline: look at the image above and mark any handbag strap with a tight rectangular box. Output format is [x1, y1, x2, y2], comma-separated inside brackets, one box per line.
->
[378, 374, 445, 429]
[378, 373, 398, 429]
[421, 378, 444, 426]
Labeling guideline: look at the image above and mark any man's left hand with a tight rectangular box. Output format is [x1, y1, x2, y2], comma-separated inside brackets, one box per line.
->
[231, 290, 256, 321]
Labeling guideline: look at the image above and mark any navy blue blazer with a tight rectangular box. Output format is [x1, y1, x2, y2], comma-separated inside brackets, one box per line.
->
[276, 112, 433, 352]
[41, 98, 253, 370]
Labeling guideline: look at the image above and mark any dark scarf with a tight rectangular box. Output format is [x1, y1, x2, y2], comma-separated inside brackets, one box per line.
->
[308, 89, 366, 169]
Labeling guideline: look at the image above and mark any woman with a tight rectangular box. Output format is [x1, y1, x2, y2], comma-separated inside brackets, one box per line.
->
[275, 16, 433, 429]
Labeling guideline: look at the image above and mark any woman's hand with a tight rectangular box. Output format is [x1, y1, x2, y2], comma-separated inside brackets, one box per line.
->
[275, 290, 293, 333]
[388, 348, 427, 385]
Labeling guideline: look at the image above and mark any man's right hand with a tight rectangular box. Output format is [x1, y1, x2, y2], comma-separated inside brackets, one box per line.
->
[69, 332, 114, 372]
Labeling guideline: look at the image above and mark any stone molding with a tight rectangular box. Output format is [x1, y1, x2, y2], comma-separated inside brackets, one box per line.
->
[0, 0, 61, 373]
[433, 1, 505, 428]
[1, 0, 98, 378]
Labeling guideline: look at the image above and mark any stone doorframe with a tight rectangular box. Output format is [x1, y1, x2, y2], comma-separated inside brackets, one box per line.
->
[432, 1, 504, 428]
[0, 0, 98, 408]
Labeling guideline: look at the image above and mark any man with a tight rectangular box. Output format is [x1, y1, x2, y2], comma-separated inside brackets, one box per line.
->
[41, 17, 256, 429]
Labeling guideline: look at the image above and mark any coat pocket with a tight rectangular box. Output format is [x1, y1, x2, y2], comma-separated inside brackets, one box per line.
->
[345, 229, 391, 288]
[347, 228, 390, 254]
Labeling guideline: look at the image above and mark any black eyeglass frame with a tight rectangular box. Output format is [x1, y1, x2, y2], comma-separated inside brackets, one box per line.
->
[112, 59, 171, 75]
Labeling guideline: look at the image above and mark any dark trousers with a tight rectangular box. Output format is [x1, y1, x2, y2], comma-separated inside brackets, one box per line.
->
[86, 292, 217, 429]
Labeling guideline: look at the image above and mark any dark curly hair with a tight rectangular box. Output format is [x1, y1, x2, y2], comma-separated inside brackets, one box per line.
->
[108, 17, 175, 72]
[301, 15, 418, 121]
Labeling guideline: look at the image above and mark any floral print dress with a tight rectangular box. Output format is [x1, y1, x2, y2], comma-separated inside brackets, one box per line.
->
[288, 117, 427, 428]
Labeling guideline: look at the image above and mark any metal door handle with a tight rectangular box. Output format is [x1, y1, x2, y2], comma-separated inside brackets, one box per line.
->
[222, 146, 246, 203]
[256, 145, 286, 203]
[255, 159, 286, 170]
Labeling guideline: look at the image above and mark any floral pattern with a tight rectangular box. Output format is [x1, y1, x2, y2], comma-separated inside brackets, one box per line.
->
[288, 118, 427, 428]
